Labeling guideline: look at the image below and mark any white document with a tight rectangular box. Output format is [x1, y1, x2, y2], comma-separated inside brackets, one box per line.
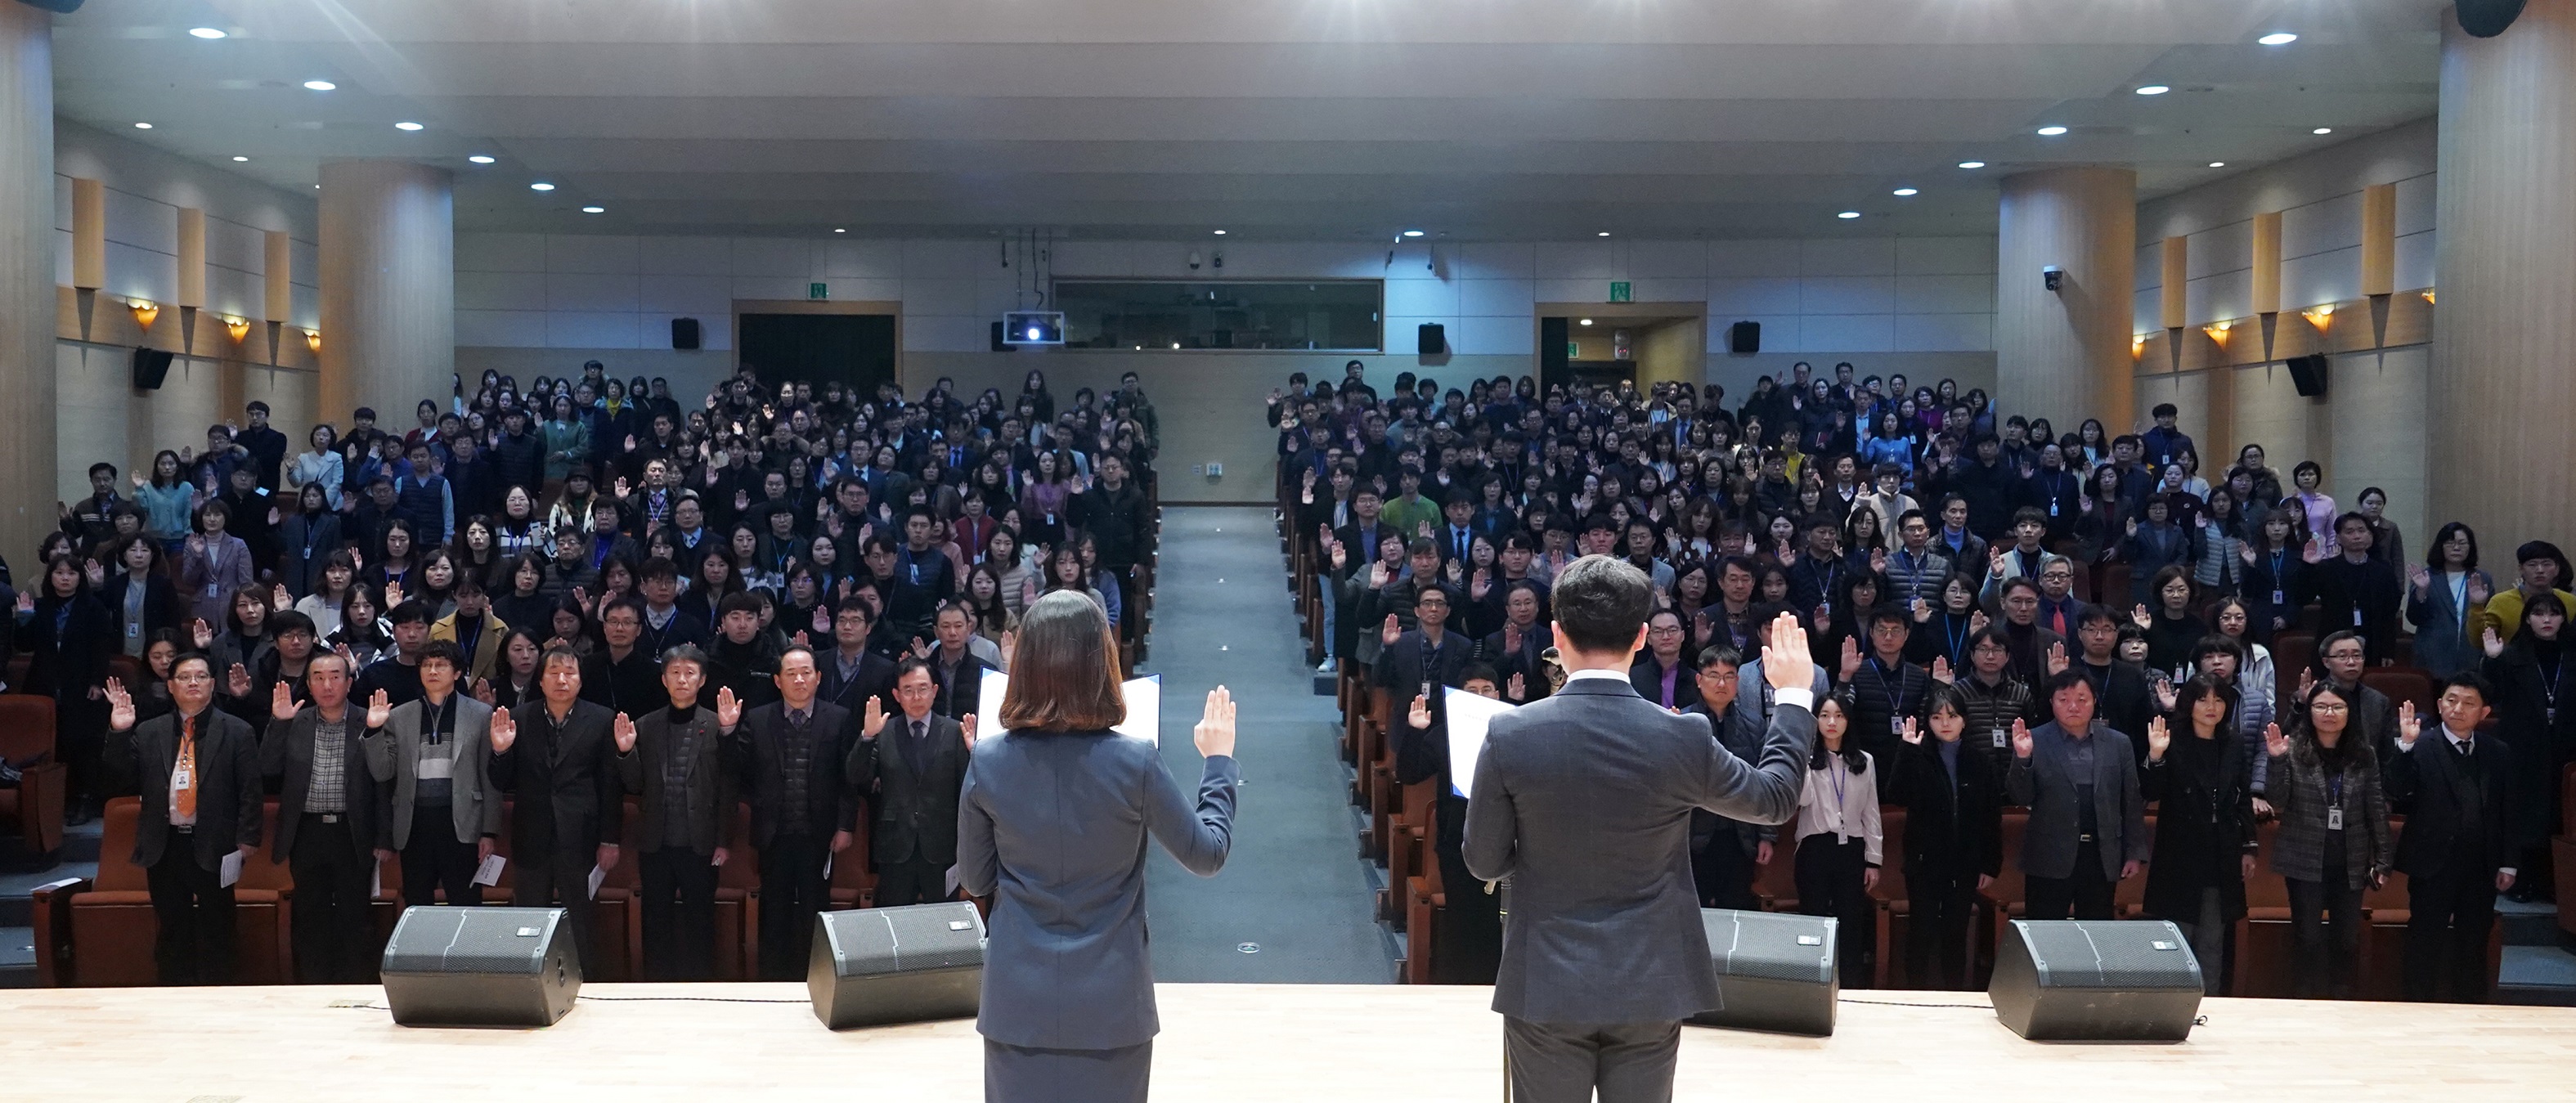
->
[1443, 688, 1519, 800]
[586, 864, 607, 900]
[371, 861, 383, 900]
[471, 854, 506, 887]
[944, 863, 961, 897]
[976, 672, 1163, 745]
[218, 849, 244, 889]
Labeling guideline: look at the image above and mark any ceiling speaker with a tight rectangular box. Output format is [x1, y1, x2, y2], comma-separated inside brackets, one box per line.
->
[2457, 0, 2527, 38]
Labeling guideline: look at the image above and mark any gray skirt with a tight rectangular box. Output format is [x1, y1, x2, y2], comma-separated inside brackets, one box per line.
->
[983, 1038, 1153, 1103]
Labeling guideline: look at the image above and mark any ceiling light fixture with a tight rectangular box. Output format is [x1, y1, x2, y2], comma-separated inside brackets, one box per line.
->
[833, 228, 846, 234]
[2135, 85, 2171, 96]
[395, 121, 424, 132]
[1597, 231, 1611, 237]
[1578, 318, 1594, 326]
[1892, 187, 1919, 196]
[2259, 32, 2299, 45]
[1958, 161, 1986, 169]
[2302, 303, 2336, 328]
[581, 206, 604, 214]
[2312, 127, 2334, 134]
[128, 299, 159, 329]
[468, 155, 495, 164]
[187, 27, 227, 39]
[302, 79, 335, 91]
[1837, 211, 1861, 219]
[231, 155, 249, 162]
[529, 182, 555, 191]
[2036, 125, 2069, 136]
[1213, 229, 1227, 235]
[2210, 161, 2227, 168]
[133, 122, 152, 129]
[304, 329, 321, 353]
[223, 316, 250, 342]
[1401, 229, 1425, 237]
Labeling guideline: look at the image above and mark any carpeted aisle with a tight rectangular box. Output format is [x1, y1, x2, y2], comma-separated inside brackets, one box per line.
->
[1138, 505, 1394, 983]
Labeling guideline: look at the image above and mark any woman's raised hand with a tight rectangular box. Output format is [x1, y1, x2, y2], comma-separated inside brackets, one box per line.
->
[1194, 687, 1238, 759]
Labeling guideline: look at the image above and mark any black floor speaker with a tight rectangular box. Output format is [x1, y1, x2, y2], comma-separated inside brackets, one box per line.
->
[1989, 919, 2203, 1042]
[380, 906, 581, 1027]
[809, 901, 987, 1029]
[1687, 908, 1838, 1036]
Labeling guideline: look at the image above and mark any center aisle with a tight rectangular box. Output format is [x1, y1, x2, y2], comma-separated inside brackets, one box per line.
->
[1138, 505, 1395, 983]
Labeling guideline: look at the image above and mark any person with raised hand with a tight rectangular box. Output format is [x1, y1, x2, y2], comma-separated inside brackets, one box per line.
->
[2386, 671, 2523, 1002]
[487, 641, 623, 974]
[1887, 688, 2004, 989]
[847, 657, 976, 908]
[725, 647, 858, 982]
[360, 639, 503, 917]
[2265, 682, 2393, 999]
[103, 654, 263, 985]
[2137, 675, 2259, 995]
[958, 591, 1239, 1102]
[2006, 670, 2150, 921]
[1462, 558, 1814, 1103]
[258, 649, 388, 983]
[613, 643, 738, 982]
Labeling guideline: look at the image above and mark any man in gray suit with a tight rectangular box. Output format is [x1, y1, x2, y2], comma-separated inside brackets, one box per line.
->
[1465, 555, 1816, 1103]
[2005, 670, 2149, 920]
[361, 639, 502, 911]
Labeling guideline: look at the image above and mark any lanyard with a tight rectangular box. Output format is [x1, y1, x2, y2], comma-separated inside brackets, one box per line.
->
[1870, 656, 1905, 718]
[1945, 616, 1969, 664]
[2326, 769, 2343, 806]
[2541, 655, 2565, 725]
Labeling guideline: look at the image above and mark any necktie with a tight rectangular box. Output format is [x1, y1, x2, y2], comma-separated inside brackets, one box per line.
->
[174, 713, 199, 822]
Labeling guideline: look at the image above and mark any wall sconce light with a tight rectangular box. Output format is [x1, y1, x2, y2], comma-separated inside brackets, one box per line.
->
[2301, 303, 2335, 329]
[128, 298, 159, 330]
[2131, 334, 2147, 358]
[223, 316, 251, 343]
[303, 329, 321, 353]
[2420, 289, 2436, 306]
[2201, 318, 2234, 344]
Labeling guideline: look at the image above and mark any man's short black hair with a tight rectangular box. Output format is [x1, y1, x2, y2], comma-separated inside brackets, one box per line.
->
[417, 639, 464, 669]
[384, 599, 431, 626]
[2152, 403, 2179, 419]
[1695, 645, 1743, 672]
[2441, 670, 2493, 704]
[2043, 669, 2094, 701]
[1551, 555, 1654, 655]
[2075, 603, 2119, 629]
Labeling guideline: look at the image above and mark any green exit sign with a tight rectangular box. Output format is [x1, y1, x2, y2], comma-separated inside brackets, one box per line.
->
[1609, 281, 1632, 303]
[808, 282, 828, 300]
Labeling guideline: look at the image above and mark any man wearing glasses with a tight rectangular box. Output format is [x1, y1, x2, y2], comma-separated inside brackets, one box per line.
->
[105, 654, 263, 984]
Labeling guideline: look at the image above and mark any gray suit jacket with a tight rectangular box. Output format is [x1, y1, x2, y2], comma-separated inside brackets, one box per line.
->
[2005, 721, 2150, 879]
[958, 730, 1237, 1051]
[361, 695, 503, 850]
[1463, 673, 1815, 1025]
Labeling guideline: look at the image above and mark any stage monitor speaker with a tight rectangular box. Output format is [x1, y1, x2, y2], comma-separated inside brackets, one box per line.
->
[809, 901, 987, 1029]
[671, 317, 702, 350]
[1989, 919, 2201, 1042]
[380, 906, 581, 1028]
[1728, 321, 1761, 354]
[2287, 353, 2330, 397]
[131, 347, 175, 391]
[1687, 908, 1838, 1036]
[1417, 322, 1446, 356]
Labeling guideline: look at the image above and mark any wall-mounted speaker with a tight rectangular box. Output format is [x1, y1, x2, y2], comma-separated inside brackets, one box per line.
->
[1989, 920, 2202, 1042]
[1688, 908, 1838, 1036]
[1728, 321, 1762, 355]
[131, 347, 174, 391]
[1416, 322, 1446, 356]
[2458, 0, 2528, 38]
[2286, 353, 2331, 397]
[379, 906, 581, 1028]
[671, 317, 702, 350]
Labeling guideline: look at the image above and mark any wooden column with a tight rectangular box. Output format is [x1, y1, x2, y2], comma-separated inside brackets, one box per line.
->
[1996, 167, 2138, 432]
[264, 229, 293, 321]
[2250, 212, 2283, 316]
[2158, 236, 2187, 330]
[318, 160, 454, 424]
[70, 177, 102, 290]
[0, 3, 53, 557]
[2360, 183, 2398, 298]
[2435, 0, 2576, 545]
[175, 208, 206, 307]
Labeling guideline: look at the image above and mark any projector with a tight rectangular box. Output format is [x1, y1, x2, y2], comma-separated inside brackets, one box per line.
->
[1002, 311, 1065, 346]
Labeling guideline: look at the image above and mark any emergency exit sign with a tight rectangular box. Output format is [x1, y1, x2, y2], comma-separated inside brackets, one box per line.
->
[1609, 281, 1631, 303]
[808, 282, 828, 299]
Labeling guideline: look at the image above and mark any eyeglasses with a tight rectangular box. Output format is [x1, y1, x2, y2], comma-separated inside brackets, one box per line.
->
[2309, 702, 2349, 714]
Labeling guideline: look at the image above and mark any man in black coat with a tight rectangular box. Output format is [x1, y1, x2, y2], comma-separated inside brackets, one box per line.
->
[614, 645, 736, 982]
[2387, 672, 2525, 1002]
[489, 644, 628, 974]
[580, 598, 668, 719]
[104, 652, 263, 984]
[725, 647, 857, 980]
[922, 603, 994, 720]
[2070, 604, 2153, 756]
[1376, 585, 1471, 713]
[259, 651, 385, 984]
[848, 659, 972, 908]
[818, 598, 898, 716]
[1838, 608, 1934, 795]
[488, 407, 544, 499]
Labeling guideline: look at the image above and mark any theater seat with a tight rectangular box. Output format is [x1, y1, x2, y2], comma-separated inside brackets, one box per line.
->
[231, 800, 294, 984]
[1753, 810, 1800, 912]
[714, 802, 761, 980]
[1381, 779, 1434, 929]
[584, 800, 642, 982]
[827, 811, 875, 910]
[2232, 819, 2298, 998]
[2556, 765, 2576, 943]
[0, 696, 66, 859]
[2272, 632, 2317, 705]
[2361, 668, 2435, 716]
[1869, 806, 1909, 989]
[1975, 809, 2031, 983]
[66, 798, 162, 987]
[2113, 811, 2156, 918]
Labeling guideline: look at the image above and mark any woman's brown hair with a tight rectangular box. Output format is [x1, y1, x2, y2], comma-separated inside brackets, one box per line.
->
[998, 590, 1125, 732]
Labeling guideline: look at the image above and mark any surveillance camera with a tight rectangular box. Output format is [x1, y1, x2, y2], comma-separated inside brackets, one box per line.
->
[1187, 251, 1203, 271]
[2042, 266, 2065, 292]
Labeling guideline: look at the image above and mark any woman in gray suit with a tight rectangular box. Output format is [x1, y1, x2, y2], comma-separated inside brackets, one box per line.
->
[957, 590, 1239, 1103]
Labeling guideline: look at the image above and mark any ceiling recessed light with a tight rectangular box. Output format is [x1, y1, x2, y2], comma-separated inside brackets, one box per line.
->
[231, 155, 249, 162]
[1401, 229, 1425, 237]
[529, 182, 555, 191]
[187, 27, 227, 39]
[1838, 211, 1862, 219]
[394, 121, 424, 132]
[2135, 85, 2171, 96]
[2209, 161, 2227, 168]
[302, 79, 335, 91]
[2259, 32, 2299, 45]
[132, 122, 152, 129]
[833, 227, 846, 234]
[1212, 229, 1227, 235]
[1958, 160, 1986, 169]
[2312, 127, 2333, 135]
[1892, 187, 1919, 196]
[581, 206, 604, 214]
[468, 155, 495, 164]
[1577, 318, 1593, 325]
[1596, 231, 1611, 237]
[2036, 125, 2069, 136]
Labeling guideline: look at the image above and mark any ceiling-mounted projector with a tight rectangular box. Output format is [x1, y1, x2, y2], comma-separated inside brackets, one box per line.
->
[1003, 311, 1065, 346]
[15, 0, 85, 11]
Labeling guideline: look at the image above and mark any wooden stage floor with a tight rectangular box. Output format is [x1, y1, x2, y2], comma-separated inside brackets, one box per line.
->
[10, 982, 2575, 1101]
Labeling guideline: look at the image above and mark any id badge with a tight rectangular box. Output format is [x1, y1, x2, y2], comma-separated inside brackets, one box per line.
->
[2048, 500, 2059, 517]
[1991, 728, 2008, 749]
[127, 621, 141, 639]
[171, 764, 191, 789]
[2272, 590, 2286, 607]
[2353, 608, 2364, 626]
[2326, 805, 2345, 832]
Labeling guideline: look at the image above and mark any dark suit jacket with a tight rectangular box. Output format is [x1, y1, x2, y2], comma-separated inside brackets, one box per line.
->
[1463, 674, 1815, 1025]
[1627, 653, 1701, 711]
[101, 572, 182, 654]
[728, 700, 859, 847]
[259, 707, 382, 863]
[2387, 729, 2521, 881]
[616, 706, 737, 855]
[848, 711, 969, 864]
[490, 699, 625, 857]
[1887, 736, 2004, 880]
[927, 652, 994, 721]
[2005, 722, 2150, 879]
[819, 647, 898, 715]
[106, 708, 263, 870]
[2076, 660, 2154, 760]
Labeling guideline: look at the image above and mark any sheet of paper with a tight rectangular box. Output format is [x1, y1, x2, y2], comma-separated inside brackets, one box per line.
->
[1443, 688, 1518, 800]
[944, 863, 961, 897]
[976, 670, 1008, 728]
[472, 854, 506, 886]
[974, 672, 1162, 746]
[586, 864, 607, 901]
[218, 849, 243, 889]
[371, 860, 383, 900]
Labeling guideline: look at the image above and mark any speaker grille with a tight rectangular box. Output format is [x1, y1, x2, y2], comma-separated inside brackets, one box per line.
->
[1702, 908, 1835, 984]
[827, 903, 986, 978]
[383, 908, 553, 976]
[2017, 920, 2201, 990]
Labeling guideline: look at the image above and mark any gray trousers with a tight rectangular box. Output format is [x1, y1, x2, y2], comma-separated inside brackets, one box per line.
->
[984, 1038, 1152, 1103]
[1503, 1017, 1680, 1103]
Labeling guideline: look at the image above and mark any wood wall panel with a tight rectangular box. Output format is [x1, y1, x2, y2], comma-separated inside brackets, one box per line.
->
[1998, 167, 2137, 430]
[0, 5, 53, 562]
[317, 160, 455, 425]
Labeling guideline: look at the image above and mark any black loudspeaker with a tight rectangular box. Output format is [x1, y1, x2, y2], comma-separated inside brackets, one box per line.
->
[2458, 0, 2528, 37]
[130, 347, 174, 391]
[1989, 920, 2202, 1042]
[1416, 322, 1446, 356]
[671, 317, 702, 350]
[1727, 321, 1761, 354]
[2286, 353, 2331, 397]
[990, 321, 1010, 352]
[1687, 908, 1838, 1036]
[379, 906, 581, 1027]
[809, 901, 986, 1029]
